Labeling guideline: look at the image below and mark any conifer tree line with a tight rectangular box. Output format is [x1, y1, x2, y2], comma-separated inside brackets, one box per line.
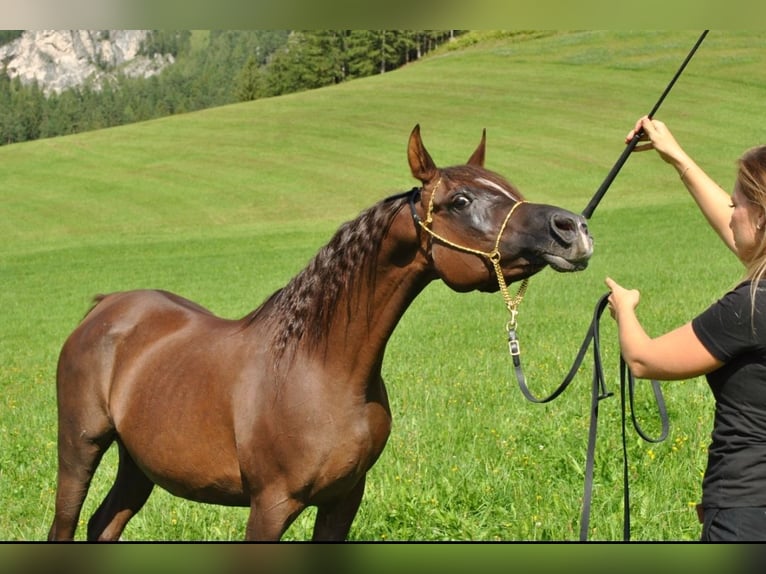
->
[0, 30, 463, 146]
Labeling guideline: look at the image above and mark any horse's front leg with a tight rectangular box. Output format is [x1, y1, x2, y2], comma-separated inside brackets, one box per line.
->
[312, 475, 366, 541]
[245, 489, 305, 541]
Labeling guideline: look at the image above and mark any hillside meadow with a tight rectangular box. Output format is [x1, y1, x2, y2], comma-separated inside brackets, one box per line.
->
[1, 30, 764, 541]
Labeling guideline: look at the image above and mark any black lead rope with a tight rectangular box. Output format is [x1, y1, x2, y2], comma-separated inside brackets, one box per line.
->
[510, 293, 669, 541]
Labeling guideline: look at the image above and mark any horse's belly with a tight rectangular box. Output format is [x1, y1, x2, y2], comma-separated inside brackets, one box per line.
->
[152, 471, 250, 507]
[112, 373, 248, 506]
[121, 431, 248, 506]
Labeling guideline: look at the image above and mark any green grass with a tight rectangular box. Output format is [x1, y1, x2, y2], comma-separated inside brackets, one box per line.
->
[1, 30, 763, 541]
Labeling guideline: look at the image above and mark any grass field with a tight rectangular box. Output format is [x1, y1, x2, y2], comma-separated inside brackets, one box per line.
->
[1, 30, 765, 541]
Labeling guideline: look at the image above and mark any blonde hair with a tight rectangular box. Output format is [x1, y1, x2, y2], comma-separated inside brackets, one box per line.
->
[737, 145, 766, 318]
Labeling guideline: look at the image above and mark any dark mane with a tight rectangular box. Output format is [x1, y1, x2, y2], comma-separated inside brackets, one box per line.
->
[245, 193, 409, 359]
[243, 166, 520, 362]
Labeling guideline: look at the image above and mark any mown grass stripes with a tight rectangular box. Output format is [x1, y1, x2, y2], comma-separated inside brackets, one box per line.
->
[1, 30, 764, 540]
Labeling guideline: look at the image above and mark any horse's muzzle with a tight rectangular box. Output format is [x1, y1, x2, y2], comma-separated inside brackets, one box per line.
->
[545, 213, 593, 272]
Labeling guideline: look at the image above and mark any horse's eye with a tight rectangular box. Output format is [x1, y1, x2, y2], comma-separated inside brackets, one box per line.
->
[451, 194, 472, 210]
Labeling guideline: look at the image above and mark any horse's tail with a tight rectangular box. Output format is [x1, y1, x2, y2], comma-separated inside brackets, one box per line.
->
[82, 293, 110, 320]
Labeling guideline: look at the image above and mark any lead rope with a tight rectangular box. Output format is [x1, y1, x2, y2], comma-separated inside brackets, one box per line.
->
[509, 293, 669, 541]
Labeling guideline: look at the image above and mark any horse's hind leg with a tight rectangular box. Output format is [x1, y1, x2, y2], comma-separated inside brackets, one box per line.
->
[87, 442, 154, 541]
[48, 312, 120, 541]
[47, 432, 114, 541]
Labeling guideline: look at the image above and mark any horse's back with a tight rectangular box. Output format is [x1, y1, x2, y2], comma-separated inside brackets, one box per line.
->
[57, 289, 223, 405]
[59, 288, 247, 397]
[84, 288, 218, 332]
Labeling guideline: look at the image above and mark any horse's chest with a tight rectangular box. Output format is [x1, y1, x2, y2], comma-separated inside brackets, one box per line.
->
[318, 400, 390, 460]
[300, 401, 391, 501]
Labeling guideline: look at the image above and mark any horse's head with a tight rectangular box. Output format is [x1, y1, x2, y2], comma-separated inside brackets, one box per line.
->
[408, 125, 593, 292]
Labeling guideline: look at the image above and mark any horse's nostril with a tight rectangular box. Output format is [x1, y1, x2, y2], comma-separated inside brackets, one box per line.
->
[550, 213, 591, 248]
[552, 214, 577, 236]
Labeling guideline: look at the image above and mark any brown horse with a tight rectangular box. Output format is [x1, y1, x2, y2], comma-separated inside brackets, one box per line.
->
[48, 125, 593, 541]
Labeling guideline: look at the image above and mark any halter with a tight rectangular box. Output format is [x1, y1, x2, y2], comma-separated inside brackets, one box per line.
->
[408, 177, 529, 321]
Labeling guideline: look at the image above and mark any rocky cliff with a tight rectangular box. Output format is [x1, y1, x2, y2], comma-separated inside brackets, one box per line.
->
[0, 30, 174, 95]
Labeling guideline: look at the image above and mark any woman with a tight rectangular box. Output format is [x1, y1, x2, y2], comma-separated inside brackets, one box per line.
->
[606, 115, 766, 541]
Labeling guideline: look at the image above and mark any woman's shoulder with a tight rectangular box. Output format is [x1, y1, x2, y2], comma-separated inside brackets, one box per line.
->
[720, 280, 751, 299]
[705, 281, 758, 317]
[725, 280, 766, 319]
[727, 280, 763, 296]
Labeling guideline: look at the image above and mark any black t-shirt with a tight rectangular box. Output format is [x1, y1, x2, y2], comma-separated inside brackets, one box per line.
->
[691, 281, 766, 508]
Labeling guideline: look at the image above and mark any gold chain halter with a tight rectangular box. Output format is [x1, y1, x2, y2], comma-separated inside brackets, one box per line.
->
[414, 177, 529, 323]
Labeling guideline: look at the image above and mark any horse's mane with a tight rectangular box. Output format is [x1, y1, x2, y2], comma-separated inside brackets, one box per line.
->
[244, 193, 409, 360]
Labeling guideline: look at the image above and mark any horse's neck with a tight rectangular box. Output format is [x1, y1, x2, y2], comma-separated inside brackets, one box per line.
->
[321, 206, 431, 378]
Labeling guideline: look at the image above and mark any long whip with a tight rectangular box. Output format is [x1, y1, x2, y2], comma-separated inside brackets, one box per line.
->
[581, 30, 709, 219]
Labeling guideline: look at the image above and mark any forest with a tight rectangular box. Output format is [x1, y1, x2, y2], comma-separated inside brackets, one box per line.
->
[0, 30, 462, 146]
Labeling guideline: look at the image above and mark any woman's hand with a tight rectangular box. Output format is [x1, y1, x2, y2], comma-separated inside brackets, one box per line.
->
[605, 276, 640, 320]
[603, 276, 722, 379]
[627, 115, 689, 169]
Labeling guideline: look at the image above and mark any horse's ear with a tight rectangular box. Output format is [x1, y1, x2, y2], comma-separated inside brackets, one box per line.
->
[467, 128, 486, 167]
[408, 124, 438, 184]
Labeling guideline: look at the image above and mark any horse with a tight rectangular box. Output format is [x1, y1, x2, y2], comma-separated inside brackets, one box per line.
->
[47, 125, 593, 541]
